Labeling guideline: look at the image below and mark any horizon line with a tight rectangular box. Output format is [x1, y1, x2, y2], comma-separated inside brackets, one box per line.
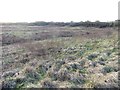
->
[0, 20, 118, 23]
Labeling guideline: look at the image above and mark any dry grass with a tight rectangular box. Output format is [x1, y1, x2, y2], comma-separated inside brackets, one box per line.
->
[2, 26, 118, 88]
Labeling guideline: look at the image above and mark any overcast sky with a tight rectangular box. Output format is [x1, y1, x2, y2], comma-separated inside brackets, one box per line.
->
[0, 0, 119, 22]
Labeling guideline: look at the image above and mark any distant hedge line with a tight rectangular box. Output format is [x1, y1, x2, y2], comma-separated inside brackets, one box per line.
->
[29, 20, 119, 28]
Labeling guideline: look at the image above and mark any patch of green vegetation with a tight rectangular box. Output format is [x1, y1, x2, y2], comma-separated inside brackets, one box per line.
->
[36, 66, 47, 81]
[70, 68, 77, 72]
[10, 31, 25, 38]
[99, 57, 107, 61]
[78, 50, 86, 57]
[69, 81, 78, 87]
[24, 68, 41, 84]
[93, 40, 100, 44]
[79, 68, 87, 74]
[16, 83, 25, 89]
[87, 54, 98, 61]
[84, 41, 92, 48]
[66, 64, 77, 72]
[55, 61, 65, 71]
[70, 78, 86, 85]
[103, 66, 117, 73]
[112, 47, 118, 52]
[54, 52, 65, 59]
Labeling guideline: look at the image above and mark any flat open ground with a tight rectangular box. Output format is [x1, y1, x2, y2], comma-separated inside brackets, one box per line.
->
[1, 25, 119, 88]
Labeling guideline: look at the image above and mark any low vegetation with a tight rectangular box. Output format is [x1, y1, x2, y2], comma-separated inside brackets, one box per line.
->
[1, 23, 118, 88]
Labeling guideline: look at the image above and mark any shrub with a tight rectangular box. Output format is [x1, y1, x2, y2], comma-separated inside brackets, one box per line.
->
[87, 54, 98, 60]
[102, 66, 118, 74]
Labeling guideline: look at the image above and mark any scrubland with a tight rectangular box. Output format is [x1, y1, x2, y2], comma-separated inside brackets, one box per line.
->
[1, 25, 119, 88]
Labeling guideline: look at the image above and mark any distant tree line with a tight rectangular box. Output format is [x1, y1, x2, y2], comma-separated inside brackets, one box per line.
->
[29, 20, 119, 28]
